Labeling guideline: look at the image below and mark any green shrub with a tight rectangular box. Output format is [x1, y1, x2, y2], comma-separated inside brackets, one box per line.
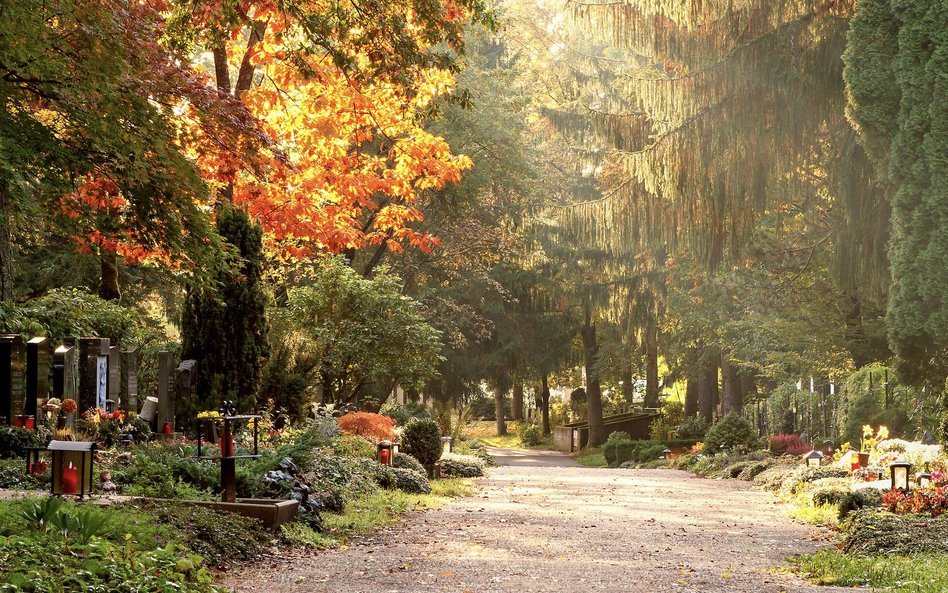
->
[607, 431, 631, 442]
[144, 503, 269, 567]
[675, 417, 708, 440]
[838, 488, 884, 520]
[401, 418, 442, 469]
[736, 460, 771, 480]
[703, 413, 758, 452]
[438, 453, 485, 478]
[752, 462, 799, 491]
[0, 459, 47, 490]
[843, 510, 948, 556]
[379, 402, 430, 425]
[0, 426, 43, 460]
[603, 439, 669, 468]
[724, 460, 754, 478]
[777, 466, 851, 496]
[808, 478, 852, 507]
[392, 452, 426, 475]
[390, 468, 430, 494]
[519, 422, 542, 446]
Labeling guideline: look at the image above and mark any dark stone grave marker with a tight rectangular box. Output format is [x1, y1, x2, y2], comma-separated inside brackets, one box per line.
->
[157, 351, 175, 430]
[78, 338, 110, 412]
[0, 335, 25, 423]
[121, 349, 138, 411]
[25, 337, 49, 418]
[174, 360, 197, 430]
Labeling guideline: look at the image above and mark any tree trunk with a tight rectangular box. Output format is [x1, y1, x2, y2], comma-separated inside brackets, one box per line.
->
[511, 377, 524, 421]
[0, 179, 11, 302]
[644, 321, 660, 409]
[581, 313, 605, 447]
[541, 374, 551, 435]
[685, 372, 699, 418]
[698, 358, 718, 424]
[493, 384, 507, 436]
[621, 364, 634, 403]
[721, 356, 742, 415]
[98, 251, 121, 302]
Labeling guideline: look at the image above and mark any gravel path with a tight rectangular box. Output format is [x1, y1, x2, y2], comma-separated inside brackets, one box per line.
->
[228, 452, 856, 593]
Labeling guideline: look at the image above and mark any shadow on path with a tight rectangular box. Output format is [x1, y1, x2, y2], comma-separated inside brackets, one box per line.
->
[485, 446, 581, 467]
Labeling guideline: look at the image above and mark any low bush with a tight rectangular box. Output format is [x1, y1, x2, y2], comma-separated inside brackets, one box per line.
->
[703, 413, 758, 452]
[438, 453, 485, 478]
[338, 412, 396, 441]
[401, 418, 442, 469]
[0, 459, 48, 489]
[389, 468, 431, 494]
[0, 426, 43, 460]
[838, 488, 884, 519]
[603, 439, 671, 468]
[777, 466, 851, 496]
[392, 452, 426, 475]
[843, 510, 948, 555]
[519, 422, 542, 446]
[378, 402, 430, 425]
[737, 460, 771, 480]
[753, 462, 799, 491]
[674, 417, 708, 440]
[769, 433, 811, 456]
[807, 478, 852, 507]
[882, 485, 948, 516]
[145, 503, 269, 567]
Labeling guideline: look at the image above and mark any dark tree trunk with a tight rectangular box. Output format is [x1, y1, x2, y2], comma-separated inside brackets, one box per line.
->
[581, 312, 605, 447]
[721, 356, 742, 415]
[685, 372, 699, 418]
[511, 377, 524, 421]
[621, 364, 634, 403]
[541, 374, 551, 435]
[494, 384, 507, 436]
[98, 252, 121, 302]
[698, 358, 718, 424]
[644, 322, 660, 409]
[0, 179, 12, 301]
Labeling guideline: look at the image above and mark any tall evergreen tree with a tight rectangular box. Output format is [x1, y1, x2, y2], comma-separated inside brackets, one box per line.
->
[181, 206, 269, 412]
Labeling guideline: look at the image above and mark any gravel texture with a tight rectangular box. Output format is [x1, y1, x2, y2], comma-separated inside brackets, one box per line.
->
[227, 449, 856, 593]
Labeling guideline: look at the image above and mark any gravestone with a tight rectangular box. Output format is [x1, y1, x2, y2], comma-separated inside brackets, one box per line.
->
[52, 345, 78, 400]
[107, 346, 120, 409]
[174, 360, 198, 430]
[25, 337, 49, 418]
[78, 338, 110, 411]
[120, 349, 138, 411]
[157, 351, 175, 430]
[0, 335, 25, 423]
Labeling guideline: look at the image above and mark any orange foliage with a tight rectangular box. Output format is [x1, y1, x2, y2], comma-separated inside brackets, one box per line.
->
[338, 412, 397, 442]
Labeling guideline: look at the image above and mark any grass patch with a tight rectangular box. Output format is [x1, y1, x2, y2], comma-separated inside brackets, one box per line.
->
[572, 447, 606, 468]
[460, 421, 555, 450]
[284, 478, 476, 549]
[788, 501, 840, 528]
[793, 550, 948, 593]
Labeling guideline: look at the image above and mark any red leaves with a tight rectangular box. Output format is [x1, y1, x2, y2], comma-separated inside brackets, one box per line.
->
[338, 412, 397, 441]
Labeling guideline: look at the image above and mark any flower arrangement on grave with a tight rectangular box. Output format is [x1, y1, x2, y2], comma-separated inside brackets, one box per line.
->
[79, 407, 128, 447]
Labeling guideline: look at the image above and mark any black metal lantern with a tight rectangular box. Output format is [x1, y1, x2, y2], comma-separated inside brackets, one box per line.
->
[392, 441, 400, 456]
[441, 436, 453, 455]
[890, 460, 912, 492]
[804, 450, 824, 468]
[719, 443, 731, 455]
[661, 448, 673, 460]
[377, 440, 393, 465]
[822, 439, 835, 456]
[917, 472, 933, 489]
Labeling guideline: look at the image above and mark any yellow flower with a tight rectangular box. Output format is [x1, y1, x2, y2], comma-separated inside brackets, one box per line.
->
[878, 426, 889, 440]
[863, 425, 873, 438]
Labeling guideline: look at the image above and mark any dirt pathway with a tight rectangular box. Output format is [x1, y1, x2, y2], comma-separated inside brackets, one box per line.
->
[228, 457, 855, 593]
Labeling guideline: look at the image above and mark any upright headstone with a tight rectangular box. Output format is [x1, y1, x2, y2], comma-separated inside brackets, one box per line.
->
[174, 360, 197, 430]
[107, 346, 121, 409]
[25, 337, 49, 418]
[157, 351, 175, 430]
[0, 335, 25, 423]
[78, 338, 110, 411]
[120, 349, 139, 411]
[52, 345, 78, 401]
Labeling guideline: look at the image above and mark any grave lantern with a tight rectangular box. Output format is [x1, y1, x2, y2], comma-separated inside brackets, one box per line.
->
[48, 440, 95, 498]
[850, 451, 861, 473]
[890, 460, 912, 493]
[719, 443, 731, 454]
[661, 448, 673, 460]
[441, 436, 453, 455]
[822, 439, 835, 456]
[392, 441, 400, 456]
[804, 450, 824, 468]
[377, 440, 393, 466]
[917, 472, 933, 489]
